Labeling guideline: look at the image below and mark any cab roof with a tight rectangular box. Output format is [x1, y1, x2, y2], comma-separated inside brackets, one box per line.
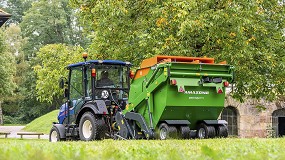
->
[67, 60, 131, 69]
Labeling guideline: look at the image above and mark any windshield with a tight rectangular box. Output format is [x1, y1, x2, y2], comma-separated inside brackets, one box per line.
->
[96, 65, 129, 89]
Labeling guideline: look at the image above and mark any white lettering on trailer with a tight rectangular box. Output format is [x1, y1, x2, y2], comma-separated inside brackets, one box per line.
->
[189, 97, 205, 100]
[184, 91, 209, 95]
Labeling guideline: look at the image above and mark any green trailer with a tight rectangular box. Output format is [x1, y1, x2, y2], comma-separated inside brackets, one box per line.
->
[116, 55, 234, 139]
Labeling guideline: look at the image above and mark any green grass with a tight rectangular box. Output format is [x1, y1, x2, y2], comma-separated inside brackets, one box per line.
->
[0, 138, 284, 160]
[23, 110, 58, 134]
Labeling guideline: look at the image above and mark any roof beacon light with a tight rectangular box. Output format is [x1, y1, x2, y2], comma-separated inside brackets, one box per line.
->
[82, 52, 88, 61]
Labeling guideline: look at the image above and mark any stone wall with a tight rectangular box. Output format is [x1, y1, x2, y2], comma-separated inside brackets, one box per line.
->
[224, 96, 283, 138]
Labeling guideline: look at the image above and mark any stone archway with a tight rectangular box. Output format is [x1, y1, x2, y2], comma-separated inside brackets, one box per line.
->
[221, 106, 239, 136]
[272, 108, 285, 137]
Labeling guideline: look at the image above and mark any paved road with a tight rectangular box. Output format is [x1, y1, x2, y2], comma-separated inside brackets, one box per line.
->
[0, 126, 49, 139]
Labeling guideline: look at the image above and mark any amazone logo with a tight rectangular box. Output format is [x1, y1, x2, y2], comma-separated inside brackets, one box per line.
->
[184, 91, 209, 95]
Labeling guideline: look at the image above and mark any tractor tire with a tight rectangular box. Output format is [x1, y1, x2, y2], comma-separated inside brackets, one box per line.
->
[216, 125, 228, 138]
[79, 112, 99, 141]
[95, 118, 108, 140]
[179, 126, 191, 139]
[49, 126, 65, 142]
[158, 123, 178, 140]
[197, 123, 209, 139]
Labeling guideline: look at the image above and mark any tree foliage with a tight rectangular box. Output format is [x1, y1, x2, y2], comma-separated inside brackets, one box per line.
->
[0, 29, 16, 99]
[21, 0, 86, 58]
[34, 44, 84, 103]
[70, 0, 285, 101]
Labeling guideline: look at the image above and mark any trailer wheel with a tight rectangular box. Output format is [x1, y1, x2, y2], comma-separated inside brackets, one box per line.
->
[179, 126, 190, 139]
[197, 123, 209, 139]
[49, 126, 64, 142]
[207, 126, 216, 138]
[158, 123, 177, 140]
[79, 112, 98, 141]
[216, 125, 228, 138]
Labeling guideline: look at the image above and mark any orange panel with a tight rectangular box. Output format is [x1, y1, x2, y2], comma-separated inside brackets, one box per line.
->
[134, 68, 150, 80]
[140, 55, 215, 68]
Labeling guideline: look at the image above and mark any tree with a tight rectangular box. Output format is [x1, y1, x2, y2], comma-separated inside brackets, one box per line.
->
[20, 0, 87, 58]
[0, 0, 33, 24]
[70, 0, 285, 101]
[0, 29, 16, 124]
[34, 44, 84, 103]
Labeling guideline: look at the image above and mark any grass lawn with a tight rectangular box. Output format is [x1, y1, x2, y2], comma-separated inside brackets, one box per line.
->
[0, 138, 284, 160]
[23, 110, 58, 134]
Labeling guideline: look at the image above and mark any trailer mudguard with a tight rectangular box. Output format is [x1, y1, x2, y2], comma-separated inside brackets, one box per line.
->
[203, 120, 228, 125]
[165, 120, 191, 125]
[53, 124, 66, 139]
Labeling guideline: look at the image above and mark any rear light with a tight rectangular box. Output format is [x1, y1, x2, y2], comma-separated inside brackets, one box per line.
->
[170, 79, 177, 85]
[129, 70, 135, 79]
[223, 81, 229, 87]
[217, 88, 223, 94]
[91, 68, 96, 77]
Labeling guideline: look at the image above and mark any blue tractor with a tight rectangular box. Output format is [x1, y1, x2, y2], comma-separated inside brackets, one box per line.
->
[49, 53, 132, 141]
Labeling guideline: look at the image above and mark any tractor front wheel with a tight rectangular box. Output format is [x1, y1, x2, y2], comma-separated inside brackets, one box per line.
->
[79, 112, 98, 141]
[49, 126, 64, 142]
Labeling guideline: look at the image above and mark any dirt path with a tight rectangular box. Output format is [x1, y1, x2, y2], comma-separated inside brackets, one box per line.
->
[0, 126, 49, 139]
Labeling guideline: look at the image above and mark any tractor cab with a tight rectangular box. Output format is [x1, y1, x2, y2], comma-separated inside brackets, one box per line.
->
[57, 53, 132, 126]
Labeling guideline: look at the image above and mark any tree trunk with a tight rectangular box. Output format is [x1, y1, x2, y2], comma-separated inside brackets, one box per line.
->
[0, 101, 3, 125]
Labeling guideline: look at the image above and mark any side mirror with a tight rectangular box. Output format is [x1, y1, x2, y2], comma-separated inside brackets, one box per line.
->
[59, 78, 65, 89]
[64, 88, 69, 98]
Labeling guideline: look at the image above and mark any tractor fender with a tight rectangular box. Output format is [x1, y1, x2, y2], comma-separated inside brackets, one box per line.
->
[53, 124, 66, 139]
[76, 100, 109, 124]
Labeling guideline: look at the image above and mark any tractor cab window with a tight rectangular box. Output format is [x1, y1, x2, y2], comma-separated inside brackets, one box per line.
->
[69, 67, 84, 100]
[96, 65, 129, 89]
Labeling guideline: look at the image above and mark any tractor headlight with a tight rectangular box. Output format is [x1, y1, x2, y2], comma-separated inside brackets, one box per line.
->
[101, 90, 109, 99]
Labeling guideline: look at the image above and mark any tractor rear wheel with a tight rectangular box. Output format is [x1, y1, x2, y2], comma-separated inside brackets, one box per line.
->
[79, 112, 99, 141]
[49, 126, 64, 142]
[158, 123, 177, 140]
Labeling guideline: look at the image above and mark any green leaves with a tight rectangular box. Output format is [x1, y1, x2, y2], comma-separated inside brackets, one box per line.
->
[34, 44, 84, 103]
[70, 0, 285, 101]
[0, 30, 16, 99]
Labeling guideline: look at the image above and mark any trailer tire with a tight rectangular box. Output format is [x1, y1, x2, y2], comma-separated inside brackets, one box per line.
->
[49, 126, 64, 142]
[158, 123, 177, 140]
[179, 126, 190, 139]
[197, 123, 209, 139]
[216, 125, 228, 138]
[207, 125, 216, 138]
[79, 112, 98, 141]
